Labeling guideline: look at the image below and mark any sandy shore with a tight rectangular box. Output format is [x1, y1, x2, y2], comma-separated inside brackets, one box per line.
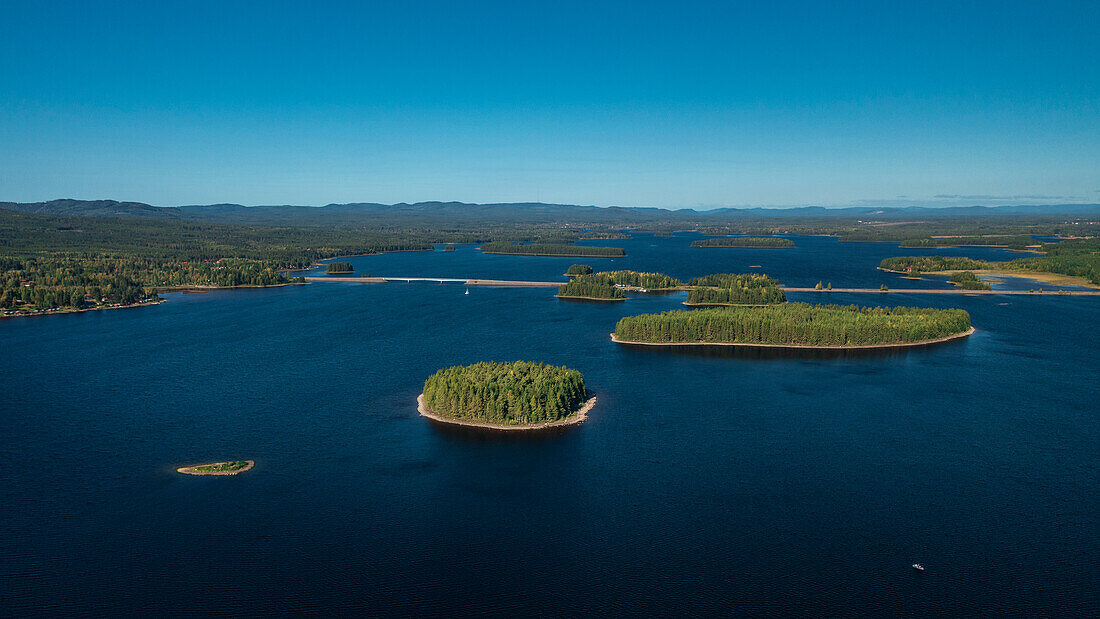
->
[176, 460, 255, 476]
[610, 327, 976, 350]
[418, 394, 596, 431]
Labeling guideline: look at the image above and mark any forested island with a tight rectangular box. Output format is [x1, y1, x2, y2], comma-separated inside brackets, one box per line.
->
[879, 256, 992, 275]
[479, 242, 625, 257]
[898, 235, 1037, 249]
[325, 261, 354, 273]
[566, 264, 594, 276]
[557, 275, 626, 300]
[685, 273, 787, 305]
[420, 361, 595, 429]
[556, 270, 685, 300]
[176, 460, 254, 476]
[949, 271, 992, 290]
[613, 303, 973, 348]
[880, 239, 1100, 287]
[691, 237, 795, 249]
[555, 270, 789, 302]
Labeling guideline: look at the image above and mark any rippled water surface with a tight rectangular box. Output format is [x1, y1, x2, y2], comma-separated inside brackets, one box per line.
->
[2, 235, 1096, 616]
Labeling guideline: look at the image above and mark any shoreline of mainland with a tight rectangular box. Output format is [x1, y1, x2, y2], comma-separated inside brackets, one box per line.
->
[417, 393, 597, 431]
[610, 326, 976, 350]
[1, 298, 165, 320]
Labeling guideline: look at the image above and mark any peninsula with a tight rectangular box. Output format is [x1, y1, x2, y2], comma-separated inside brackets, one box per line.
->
[176, 460, 255, 475]
[879, 240, 1100, 289]
[420, 361, 594, 430]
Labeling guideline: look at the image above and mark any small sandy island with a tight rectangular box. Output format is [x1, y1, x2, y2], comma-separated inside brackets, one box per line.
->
[176, 460, 255, 476]
[418, 394, 596, 431]
[611, 327, 976, 350]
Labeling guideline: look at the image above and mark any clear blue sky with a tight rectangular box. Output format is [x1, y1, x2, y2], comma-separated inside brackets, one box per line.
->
[2, 0, 1098, 208]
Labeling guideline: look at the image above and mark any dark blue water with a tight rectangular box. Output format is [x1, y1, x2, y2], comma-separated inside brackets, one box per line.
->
[2, 236, 1097, 616]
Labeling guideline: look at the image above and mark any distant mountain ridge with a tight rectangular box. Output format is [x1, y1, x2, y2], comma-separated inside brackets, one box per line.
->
[2, 198, 1098, 225]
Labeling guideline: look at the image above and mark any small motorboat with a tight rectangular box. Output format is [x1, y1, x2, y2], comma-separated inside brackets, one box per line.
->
[464, 289, 469, 295]
[912, 564, 925, 571]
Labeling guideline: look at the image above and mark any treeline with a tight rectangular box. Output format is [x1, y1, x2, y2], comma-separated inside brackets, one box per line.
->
[899, 235, 1036, 249]
[0, 208, 434, 267]
[949, 272, 992, 290]
[691, 237, 795, 248]
[880, 256, 992, 273]
[557, 276, 626, 300]
[479, 242, 626, 257]
[326, 262, 354, 273]
[614, 303, 972, 346]
[685, 273, 786, 305]
[566, 264, 594, 275]
[422, 361, 588, 425]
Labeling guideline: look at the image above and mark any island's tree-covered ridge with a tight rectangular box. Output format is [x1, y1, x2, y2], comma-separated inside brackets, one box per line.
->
[880, 239, 1100, 285]
[685, 273, 786, 305]
[691, 237, 795, 248]
[880, 256, 992, 274]
[594, 270, 682, 289]
[325, 261, 354, 273]
[614, 303, 972, 347]
[191, 461, 250, 473]
[898, 235, 1037, 249]
[422, 361, 588, 425]
[949, 271, 992, 290]
[566, 264, 594, 275]
[479, 242, 625, 257]
[557, 275, 626, 300]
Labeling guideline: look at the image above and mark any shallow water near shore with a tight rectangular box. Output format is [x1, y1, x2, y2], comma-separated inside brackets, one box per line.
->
[2, 234, 1097, 616]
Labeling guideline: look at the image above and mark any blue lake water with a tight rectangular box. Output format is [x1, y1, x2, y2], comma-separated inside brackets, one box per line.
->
[2, 235, 1097, 616]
